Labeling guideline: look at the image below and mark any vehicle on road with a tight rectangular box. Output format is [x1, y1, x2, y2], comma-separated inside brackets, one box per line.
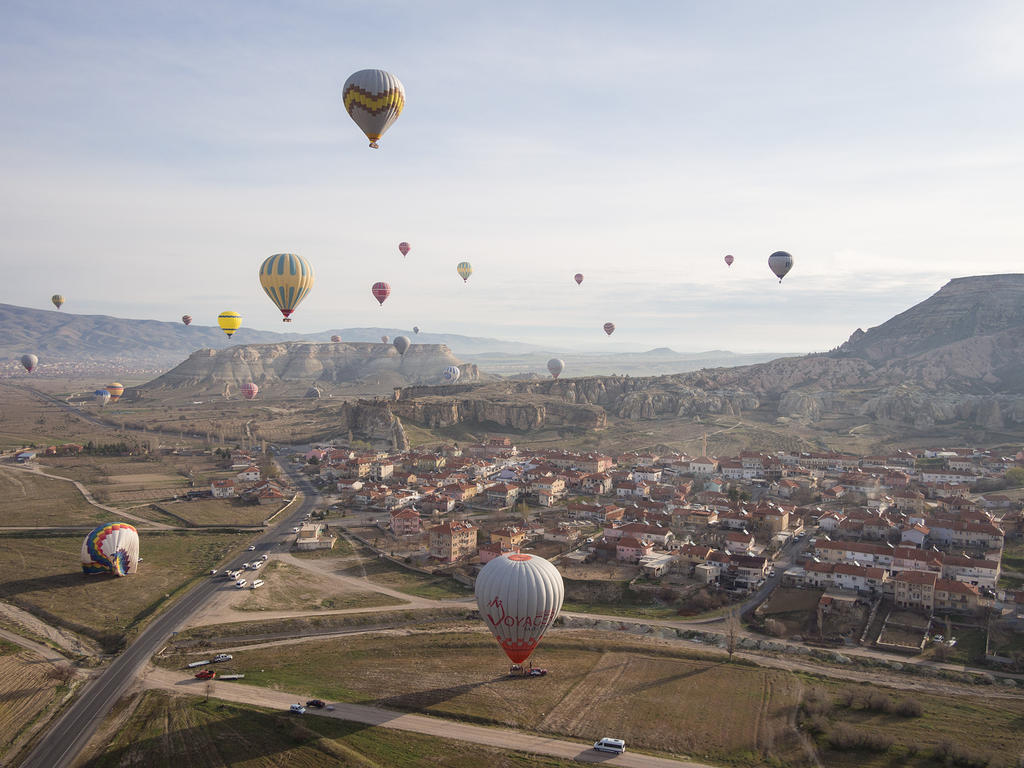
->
[593, 738, 625, 754]
[306, 699, 326, 708]
[247, 545, 257, 551]
[211, 654, 233, 663]
[249, 561, 263, 570]
[241, 562, 250, 569]
[289, 703, 306, 714]
[210, 569, 218, 575]
[291, 526, 300, 533]
[251, 579, 265, 588]
[194, 670, 216, 680]
[326, 704, 335, 711]
[260, 553, 269, 560]
[236, 579, 248, 588]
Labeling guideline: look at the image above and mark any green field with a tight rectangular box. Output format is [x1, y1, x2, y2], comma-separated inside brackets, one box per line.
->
[0, 531, 249, 651]
[156, 498, 276, 527]
[336, 551, 474, 600]
[84, 690, 580, 768]
[0, 467, 109, 527]
[159, 629, 805, 766]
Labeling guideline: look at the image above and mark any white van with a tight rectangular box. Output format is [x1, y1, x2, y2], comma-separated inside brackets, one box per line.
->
[251, 579, 265, 588]
[593, 738, 626, 754]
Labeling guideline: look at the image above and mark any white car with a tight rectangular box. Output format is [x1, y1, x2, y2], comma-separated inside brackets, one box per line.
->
[593, 738, 626, 754]
[249, 561, 263, 570]
[236, 579, 248, 588]
[210, 569, 218, 576]
[291, 527, 300, 533]
[260, 554, 269, 561]
[212, 653, 233, 662]
[290, 703, 306, 714]
[247, 545, 257, 551]
[251, 579, 265, 589]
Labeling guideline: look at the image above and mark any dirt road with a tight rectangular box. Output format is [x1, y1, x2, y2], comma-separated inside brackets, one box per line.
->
[141, 666, 714, 767]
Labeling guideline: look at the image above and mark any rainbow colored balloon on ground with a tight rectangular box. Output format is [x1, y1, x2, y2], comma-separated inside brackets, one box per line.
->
[81, 523, 140, 576]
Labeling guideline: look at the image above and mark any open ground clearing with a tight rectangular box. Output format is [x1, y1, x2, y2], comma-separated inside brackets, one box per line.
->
[0, 640, 68, 765]
[235, 560, 407, 613]
[0, 466, 109, 527]
[153, 498, 278, 527]
[153, 628, 1024, 767]
[0, 531, 249, 652]
[318, 544, 474, 601]
[82, 689, 584, 768]
[0, 384, 118, 450]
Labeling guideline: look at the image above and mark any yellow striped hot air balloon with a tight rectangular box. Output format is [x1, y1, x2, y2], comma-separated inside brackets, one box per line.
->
[218, 311, 242, 338]
[258, 253, 314, 322]
[106, 383, 125, 402]
[51, 294, 65, 309]
[342, 70, 405, 148]
[457, 261, 473, 283]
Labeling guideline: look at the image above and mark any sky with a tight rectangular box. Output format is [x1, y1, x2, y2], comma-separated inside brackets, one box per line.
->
[1, 1, 1023, 354]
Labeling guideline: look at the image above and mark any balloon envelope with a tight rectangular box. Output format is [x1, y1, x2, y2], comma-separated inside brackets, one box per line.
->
[259, 253, 315, 322]
[475, 553, 564, 664]
[20, 354, 37, 372]
[724, 254, 734, 267]
[412, 326, 419, 334]
[398, 242, 411, 257]
[442, 365, 461, 383]
[393, 335, 410, 355]
[342, 69, 405, 148]
[381, 335, 390, 343]
[106, 383, 125, 402]
[240, 383, 259, 400]
[603, 322, 615, 336]
[51, 294, 64, 309]
[547, 358, 564, 379]
[218, 311, 242, 337]
[372, 282, 391, 306]
[768, 251, 794, 282]
[331, 335, 341, 342]
[181, 314, 192, 326]
[94, 389, 110, 406]
[457, 261, 473, 282]
[574, 273, 583, 285]
[81, 522, 139, 576]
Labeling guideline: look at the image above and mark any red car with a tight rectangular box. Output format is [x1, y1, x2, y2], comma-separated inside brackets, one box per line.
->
[194, 669, 216, 680]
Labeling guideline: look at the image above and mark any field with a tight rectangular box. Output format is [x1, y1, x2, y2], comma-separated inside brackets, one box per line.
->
[0, 641, 68, 765]
[153, 498, 278, 527]
[799, 675, 1024, 767]
[0, 531, 249, 651]
[333, 548, 474, 600]
[0, 383, 118, 450]
[84, 690, 580, 768]
[0, 466, 109, 527]
[235, 561, 406, 613]
[158, 629, 807, 766]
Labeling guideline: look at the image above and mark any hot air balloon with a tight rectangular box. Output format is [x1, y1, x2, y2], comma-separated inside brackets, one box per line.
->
[442, 365, 461, 383]
[475, 553, 564, 664]
[399, 242, 411, 257]
[393, 335, 410, 356]
[724, 254, 734, 267]
[768, 251, 793, 283]
[305, 386, 322, 399]
[51, 295, 64, 309]
[240, 383, 259, 400]
[81, 522, 140, 576]
[372, 282, 391, 306]
[94, 389, 110, 407]
[457, 262, 473, 283]
[331, 334, 341, 342]
[603, 322, 615, 336]
[412, 326, 420, 334]
[218, 311, 242, 338]
[574, 273, 583, 285]
[106, 383, 125, 402]
[381, 335, 390, 343]
[547, 358, 564, 379]
[20, 354, 37, 372]
[181, 314, 193, 326]
[259, 253, 315, 322]
[342, 69, 405, 148]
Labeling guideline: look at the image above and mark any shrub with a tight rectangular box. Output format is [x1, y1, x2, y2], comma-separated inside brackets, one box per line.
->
[894, 697, 922, 717]
[827, 724, 893, 753]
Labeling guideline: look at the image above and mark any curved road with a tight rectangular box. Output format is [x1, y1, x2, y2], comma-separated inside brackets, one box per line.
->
[19, 462, 319, 768]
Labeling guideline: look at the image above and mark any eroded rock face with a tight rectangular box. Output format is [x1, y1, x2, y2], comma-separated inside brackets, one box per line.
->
[142, 342, 477, 394]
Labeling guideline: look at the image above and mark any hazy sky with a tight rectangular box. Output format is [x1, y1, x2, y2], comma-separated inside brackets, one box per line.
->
[2, 1, 1023, 353]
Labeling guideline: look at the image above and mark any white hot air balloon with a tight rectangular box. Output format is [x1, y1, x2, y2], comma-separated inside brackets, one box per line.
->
[768, 251, 794, 283]
[475, 553, 564, 664]
[342, 69, 405, 148]
[547, 358, 564, 379]
[442, 365, 461, 383]
[81, 522, 140, 576]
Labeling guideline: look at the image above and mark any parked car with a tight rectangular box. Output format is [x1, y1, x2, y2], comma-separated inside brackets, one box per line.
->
[306, 699, 326, 708]
[289, 703, 306, 714]
[247, 545, 257, 551]
[210, 569, 218, 576]
[212, 654, 233, 663]
[593, 738, 626, 754]
[236, 579, 248, 588]
[291, 527, 300, 533]
[251, 579, 265, 588]
[194, 670, 216, 680]
[529, 668, 548, 676]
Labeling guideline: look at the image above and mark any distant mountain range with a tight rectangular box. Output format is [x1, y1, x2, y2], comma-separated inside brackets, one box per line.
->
[0, 303, 792, 377]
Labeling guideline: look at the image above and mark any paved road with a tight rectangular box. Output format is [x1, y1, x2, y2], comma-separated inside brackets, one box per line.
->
[18, 462, 319, 768]
[142, 668, 713, 768]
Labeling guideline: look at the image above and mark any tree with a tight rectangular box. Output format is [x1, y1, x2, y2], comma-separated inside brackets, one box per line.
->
[724, 607, 741, 661]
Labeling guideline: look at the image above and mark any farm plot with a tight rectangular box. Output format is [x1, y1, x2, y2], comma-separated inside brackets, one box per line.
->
[235, 561, 406, 613]
[156, 498, 275, 527]
[335, 551, 473, 600]
[184, 630, 807, 766]
[0, 531, 249, 651]
[0, 643, 66, 764]
[0, 467, 108, 527]
[83, 690, 580, 768]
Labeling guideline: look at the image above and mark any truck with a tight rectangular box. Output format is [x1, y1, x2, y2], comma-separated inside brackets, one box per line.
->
[187, 660, 211, 668]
